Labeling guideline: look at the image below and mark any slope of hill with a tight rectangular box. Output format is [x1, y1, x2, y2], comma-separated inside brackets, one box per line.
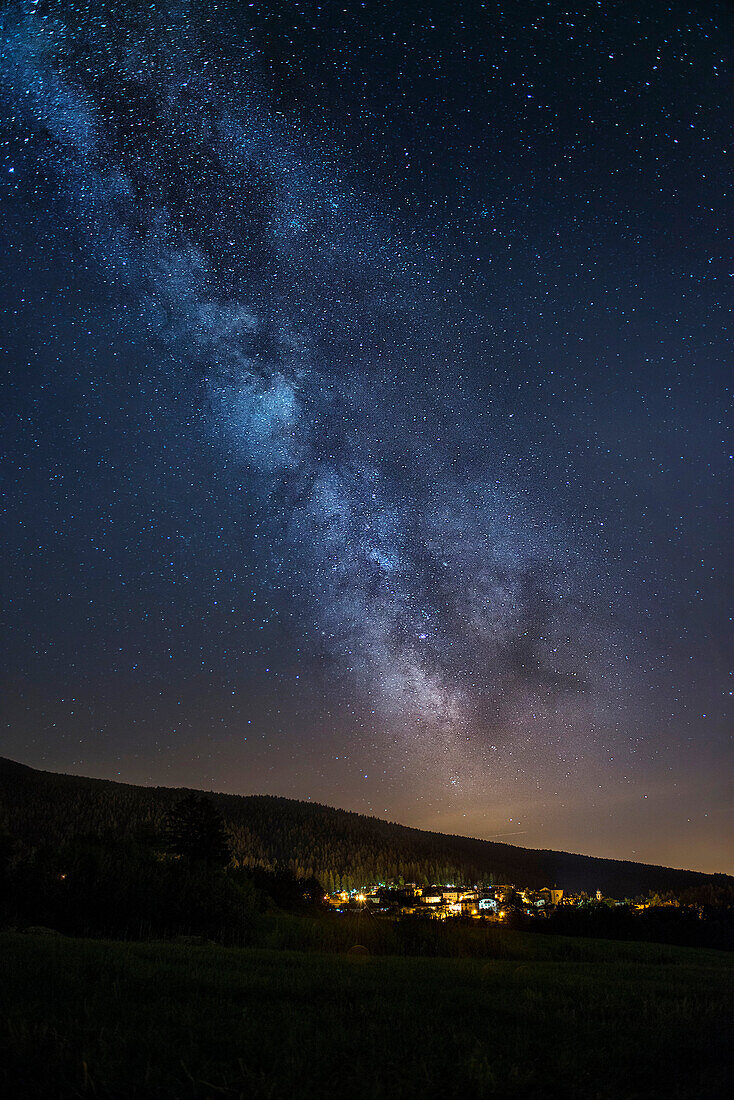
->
[0, 756, 730, 899]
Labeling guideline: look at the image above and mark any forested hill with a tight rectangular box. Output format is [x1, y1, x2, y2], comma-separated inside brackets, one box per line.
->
[1, 756, 730, 899]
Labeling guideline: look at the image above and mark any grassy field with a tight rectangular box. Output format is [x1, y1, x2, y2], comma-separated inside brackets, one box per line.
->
[1, 929, 732, 1099]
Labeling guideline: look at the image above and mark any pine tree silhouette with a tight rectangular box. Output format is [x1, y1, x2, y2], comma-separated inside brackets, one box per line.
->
[164, 794, 232, 868]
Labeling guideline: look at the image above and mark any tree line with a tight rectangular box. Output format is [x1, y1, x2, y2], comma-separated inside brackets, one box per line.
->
[0, 792, 324, 943]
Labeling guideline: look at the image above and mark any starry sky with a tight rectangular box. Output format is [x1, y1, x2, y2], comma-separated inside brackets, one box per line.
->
[1, 0, 731, 874]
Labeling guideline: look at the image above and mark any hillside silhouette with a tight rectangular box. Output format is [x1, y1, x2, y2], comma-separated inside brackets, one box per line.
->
[1, 756, 730, 899]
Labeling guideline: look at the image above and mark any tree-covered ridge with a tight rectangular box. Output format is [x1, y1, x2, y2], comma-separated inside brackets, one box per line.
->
[1, 757, 731, 901]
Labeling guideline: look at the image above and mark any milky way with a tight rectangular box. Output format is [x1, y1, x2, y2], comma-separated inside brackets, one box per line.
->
[1, 1, 730, 871]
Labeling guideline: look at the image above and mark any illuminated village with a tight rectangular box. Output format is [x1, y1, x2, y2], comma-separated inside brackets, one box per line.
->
[324, 883, 622, 920]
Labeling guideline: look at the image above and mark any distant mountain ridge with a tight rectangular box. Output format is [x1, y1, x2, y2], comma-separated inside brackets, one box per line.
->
[0, 756, 730, 898]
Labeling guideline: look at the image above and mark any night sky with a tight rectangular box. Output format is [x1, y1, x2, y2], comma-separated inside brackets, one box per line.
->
[1, 1, 731, 874]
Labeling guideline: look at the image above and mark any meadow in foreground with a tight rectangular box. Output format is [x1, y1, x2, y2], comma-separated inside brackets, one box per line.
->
[1, 929, 731, 1099]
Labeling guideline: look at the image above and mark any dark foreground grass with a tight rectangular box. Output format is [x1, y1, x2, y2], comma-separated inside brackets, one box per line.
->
[1, 930, 732, 1099]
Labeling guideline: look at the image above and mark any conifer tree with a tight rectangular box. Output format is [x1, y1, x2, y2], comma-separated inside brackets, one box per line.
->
[164, 794, 231, 868]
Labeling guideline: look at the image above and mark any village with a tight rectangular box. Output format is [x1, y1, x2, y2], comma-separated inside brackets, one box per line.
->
[324, 882, 626, 920]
